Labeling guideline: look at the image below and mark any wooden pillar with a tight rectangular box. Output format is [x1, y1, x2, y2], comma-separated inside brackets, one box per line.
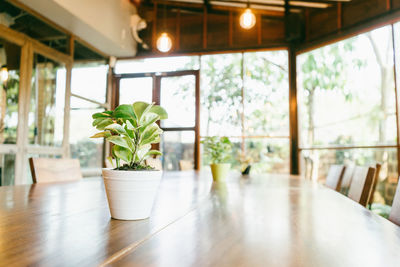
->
[15, 42, 33, 184]
[289, 46, 299, 175]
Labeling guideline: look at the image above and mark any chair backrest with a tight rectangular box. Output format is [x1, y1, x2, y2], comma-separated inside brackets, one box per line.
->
[389, 178, 400, 226]
[348, 166, 375, 207]
[340, 164, 355, 195]
[145, 157, 162, 170]
[325, 165, 346, 191]
[29, 158, 82, 184]
[179, 160, 193, 171]
[368, 163, 382, 206]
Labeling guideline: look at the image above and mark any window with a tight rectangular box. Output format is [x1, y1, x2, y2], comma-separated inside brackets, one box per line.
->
[297, 25, 398, 206]
[29, 54, 66, 147]
[200, 51, 290, 173]
[70, 64, 108, 176]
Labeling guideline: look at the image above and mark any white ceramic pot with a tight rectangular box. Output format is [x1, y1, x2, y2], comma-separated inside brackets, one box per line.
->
[102, 168, 162, 220]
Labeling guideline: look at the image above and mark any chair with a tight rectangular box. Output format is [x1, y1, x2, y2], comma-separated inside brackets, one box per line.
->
[368, 163, 382, 207]
[340, 164, 355, 195]
[29, 158, 82, 184]
[145, 157, 162, 170]
[325, 164, 346, 192]
[348, 166, 375, 207]
[389, 178, 400, 226]
[179, 160, 193, 171]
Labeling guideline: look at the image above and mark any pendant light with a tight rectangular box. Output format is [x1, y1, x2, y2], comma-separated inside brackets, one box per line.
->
[0, 65, 8, 84]
[156, 4, 172, 53]
[240, 1, 256, 30]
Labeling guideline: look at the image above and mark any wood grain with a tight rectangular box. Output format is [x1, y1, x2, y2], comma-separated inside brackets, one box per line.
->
[325, 164, 346, 192]
[348, 166, 375, 206]
[29, 158, 83, 183]
[1, 172, 400, 266]
[389, 179, 400, 226]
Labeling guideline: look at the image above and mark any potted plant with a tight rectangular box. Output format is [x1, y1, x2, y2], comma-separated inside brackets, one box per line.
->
[91, 101, 167, 220]
[201, 136, 233, 182]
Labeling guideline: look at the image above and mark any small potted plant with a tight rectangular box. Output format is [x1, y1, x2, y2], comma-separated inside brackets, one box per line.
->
[201, 136, 233, 182]
[91, 101, 167, 220]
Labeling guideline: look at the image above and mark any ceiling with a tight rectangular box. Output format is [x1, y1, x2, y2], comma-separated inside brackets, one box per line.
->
[134, 0, 352, 15]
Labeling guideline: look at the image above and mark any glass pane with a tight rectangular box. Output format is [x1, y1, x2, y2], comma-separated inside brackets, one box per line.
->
[70, 97, 104, 170]
[245, 138, 290, 174]
[115, 56, 199, 74]
[119, 77, 152, 104]
[200, 53, 242, 136]
[71, 64, 108, 103]
[0, 154, 16, 186]
[0, 38, 20, 144]
[161, 131, 194, 171]
[160, 75, 195, 128]
[244, 51, 289, 137]
[297, 25, 396, 147]
[28, 54, 66, 147]
[301, 148, 398, 206]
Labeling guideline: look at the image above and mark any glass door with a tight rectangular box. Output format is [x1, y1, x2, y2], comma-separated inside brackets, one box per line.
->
[116, 70, 200, 170]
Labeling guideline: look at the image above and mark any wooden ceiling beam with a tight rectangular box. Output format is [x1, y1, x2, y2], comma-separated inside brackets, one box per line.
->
[152, 0, 288, 16]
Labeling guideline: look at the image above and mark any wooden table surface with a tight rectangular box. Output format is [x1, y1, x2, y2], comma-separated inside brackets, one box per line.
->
[1, 171, 400, 267]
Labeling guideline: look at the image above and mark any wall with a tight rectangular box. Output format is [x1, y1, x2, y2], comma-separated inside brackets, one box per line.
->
[17, 0, 137, 57]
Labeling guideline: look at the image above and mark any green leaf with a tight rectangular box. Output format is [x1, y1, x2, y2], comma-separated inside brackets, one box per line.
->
[138, 113, 160, 132]
[107, 156, 115, 168]
[141, 135, 160, 146]
[107, 136, 132, 151]
[92, 118, 105, 127]
[141, 124, 162, 145]
[136, 144, 151, 162]
[92, 111, 113, 119]
[126, 120, 135, 130]
[90, 131, 111, 138]
[113, 145, 132, 163]
[133, 102, 153, 121]
[96, 118, 114, 130]
[149, 105, 168, 120]
[105, 124, 126, 135]
[113, 105, 137, 127]
[143, 150, 162, 161]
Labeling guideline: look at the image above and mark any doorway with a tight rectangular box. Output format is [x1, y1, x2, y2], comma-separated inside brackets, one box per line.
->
[114, 70, 200, 170]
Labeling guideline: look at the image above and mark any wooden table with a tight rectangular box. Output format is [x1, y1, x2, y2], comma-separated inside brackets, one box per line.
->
[1, 171, 400, 266]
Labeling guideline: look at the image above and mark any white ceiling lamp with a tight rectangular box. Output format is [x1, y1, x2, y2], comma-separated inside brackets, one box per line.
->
[156, 4, 173, 53]
[240, 1, 256, 30]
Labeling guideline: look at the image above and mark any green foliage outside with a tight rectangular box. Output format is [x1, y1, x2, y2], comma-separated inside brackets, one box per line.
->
[91, 101, 168, 170]
[201, 136, 233, 164]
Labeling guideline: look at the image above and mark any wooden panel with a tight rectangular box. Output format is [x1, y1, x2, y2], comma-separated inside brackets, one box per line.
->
[29, 158, 82, 183]
[232, 12, 258, 47]
[348, 166, 375, 206]
[180, 13, 203, 51]
[393, 0, 400, 9]
[261, 17, 285, 44]
[308, 7, 338, 40]
[342, 0, 387, 28]
[340, 164, 355, 195]
[389, 180, 400, 226]
[207, 13, 229, 49]
[325, 164, 346, 191]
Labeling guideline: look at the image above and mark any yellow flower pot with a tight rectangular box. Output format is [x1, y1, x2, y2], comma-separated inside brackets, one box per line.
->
[210, 163, 231, 182]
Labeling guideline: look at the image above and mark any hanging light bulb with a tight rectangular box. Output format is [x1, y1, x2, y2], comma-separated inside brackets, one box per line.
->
[156, 32, 172, 53]
[240, 8, 256, 30]
[0, 66, 8, 83]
